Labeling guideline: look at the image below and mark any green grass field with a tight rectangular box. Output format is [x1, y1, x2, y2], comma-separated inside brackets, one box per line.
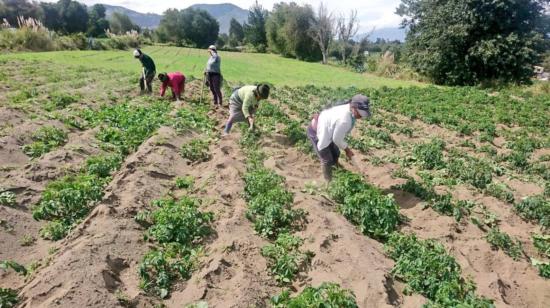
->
[0, 45, 421, 88]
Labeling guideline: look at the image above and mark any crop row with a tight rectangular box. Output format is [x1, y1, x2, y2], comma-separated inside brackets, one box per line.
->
[240, 108, 359, 304]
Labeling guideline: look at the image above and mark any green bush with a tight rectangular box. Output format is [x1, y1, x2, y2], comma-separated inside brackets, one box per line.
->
[175, 176, 195, 189]
[447, 155, 493, 189]
[271, 282, 358, 307]
[486, 182, 515, 203]
[85, 154, 122, 178]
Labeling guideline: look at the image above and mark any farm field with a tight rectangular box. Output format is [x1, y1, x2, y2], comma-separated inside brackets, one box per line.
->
[0, 46, 421, 88]
[0, 49, 549, 308]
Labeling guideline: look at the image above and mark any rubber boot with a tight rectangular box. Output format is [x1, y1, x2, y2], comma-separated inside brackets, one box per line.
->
[322, 164, 332, 182]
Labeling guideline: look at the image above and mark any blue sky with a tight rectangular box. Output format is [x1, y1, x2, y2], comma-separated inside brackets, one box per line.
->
[68, 0, 404, 30]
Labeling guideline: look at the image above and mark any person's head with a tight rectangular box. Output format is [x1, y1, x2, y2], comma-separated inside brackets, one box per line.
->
[255, 84, 270, 101]
[158, 73, 168, 83]
[208, 45, 217, 55]
[349, 94, 371, 119]
[133, 49, 143, 59]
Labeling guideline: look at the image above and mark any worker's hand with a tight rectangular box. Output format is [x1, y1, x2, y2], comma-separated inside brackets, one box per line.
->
[248, 117, 255, 131]
[344, 148, 354, 160]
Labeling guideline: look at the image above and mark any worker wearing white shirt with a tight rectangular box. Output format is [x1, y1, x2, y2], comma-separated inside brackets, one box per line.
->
[307, 95, 371, 181]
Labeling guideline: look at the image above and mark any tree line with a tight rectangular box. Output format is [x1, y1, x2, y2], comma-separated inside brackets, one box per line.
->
[1, 0, 548, 85]
[0, 0, 141, 36]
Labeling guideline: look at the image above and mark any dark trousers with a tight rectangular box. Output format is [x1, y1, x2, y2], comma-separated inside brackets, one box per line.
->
[207, 73, 223, 105]
[307, 125, 340, 180]
[140, 72, 155, 93]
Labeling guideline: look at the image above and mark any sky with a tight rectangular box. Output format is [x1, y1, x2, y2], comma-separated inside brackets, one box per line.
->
[62, 0, 404, 31]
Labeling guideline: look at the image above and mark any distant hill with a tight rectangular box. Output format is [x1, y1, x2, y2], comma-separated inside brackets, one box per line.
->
[188, 3, 249, 34]
[101, 3, 248, 33]
[102, 4, 161, 29]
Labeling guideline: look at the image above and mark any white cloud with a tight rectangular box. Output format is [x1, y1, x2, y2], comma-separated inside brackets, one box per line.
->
[43, 0, 403, 29]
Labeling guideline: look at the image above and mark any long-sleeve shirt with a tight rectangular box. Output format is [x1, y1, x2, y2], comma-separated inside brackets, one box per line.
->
[140, 54, 156, 76]
[316, 104, 355, 151]
[205, 52, 221, 73]
[236, 85, 259, 118]
[160, 72, 185, 97]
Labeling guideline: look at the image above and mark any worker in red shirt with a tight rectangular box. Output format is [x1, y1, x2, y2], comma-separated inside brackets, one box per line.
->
[158, 72, 186, 101]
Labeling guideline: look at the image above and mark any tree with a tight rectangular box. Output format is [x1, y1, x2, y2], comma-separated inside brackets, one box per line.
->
[397, 0, 547, 85]
[229, 18, 244, 47]
[155, 8, 218, 48]
[309, 2, 335, 64]
[265, 2, 321, 61]
[56, 0, 88, 34]
[0, 0, 42, 26]
[109, 12, 139, 34]
[336, 10, 360, 65]
[40, 2, 61, 31]
[243, 1, 268, 51]
[87, 4, 109, 37]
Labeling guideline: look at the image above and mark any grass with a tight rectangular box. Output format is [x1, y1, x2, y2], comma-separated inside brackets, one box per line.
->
[0, 46, 421, 88]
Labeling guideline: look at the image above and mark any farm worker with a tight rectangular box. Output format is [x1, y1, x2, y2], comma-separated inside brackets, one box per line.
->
[133, 49, 156, 94]
[223, 84, 270, 135]
[307, 95, 371, 181]
[204, 45, 223, 107]
[158, 72, 186, 101]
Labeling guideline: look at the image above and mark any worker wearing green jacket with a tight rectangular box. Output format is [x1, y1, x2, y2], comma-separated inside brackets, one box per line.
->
[223, 84, 270, 135]
[133, 49, 156, 94]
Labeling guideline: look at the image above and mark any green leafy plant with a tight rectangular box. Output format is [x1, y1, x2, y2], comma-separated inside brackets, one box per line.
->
[271, 282, 358, 307]
[32, 174, 106, 240]
[486, 228, 523, 260]
[180, 139, 211, 162]
[385, 233, 493, 307]
[261, 233, 314, 284]
[172, 107, 215, 135]
[0, 260, 27, 276]
[0, 288, 18, 308]
[175, 176, 195, 189]
[138, 196, 213, 298]
[22, 126, 67, 158]
[514, 195, 550, 228]
[486, 182, 515, 203]
[85, 154, 122, 178]
[412, 139, 445, 170]
[447, 154, 493, 189]
[329, 170, 400, 240]
[533, 234, 550, 258]
[45, 91, 80, 111]
[0, 191, 16, 207]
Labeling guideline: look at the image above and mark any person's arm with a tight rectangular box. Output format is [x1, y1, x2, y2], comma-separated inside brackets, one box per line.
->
[159, 81, 166, 97]
[241, 91, 255, 119]
[332, 120, 351, 151]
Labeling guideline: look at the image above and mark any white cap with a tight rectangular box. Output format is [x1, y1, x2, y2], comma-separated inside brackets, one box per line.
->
[208, 45, 216, 51]
[133, 49, 140, 57]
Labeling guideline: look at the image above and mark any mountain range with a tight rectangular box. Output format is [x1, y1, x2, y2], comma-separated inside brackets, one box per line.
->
[102, 3, 247, 34]
[102, 2, 405, 41]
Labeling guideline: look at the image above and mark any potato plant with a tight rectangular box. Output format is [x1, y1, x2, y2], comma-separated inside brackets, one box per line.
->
[486, 228, 523, 260]
[22, 125, 67, 158]
[385, 233, 493, 307]
[329, 170, 400, 240]
[271, 282, 358, 307]
[0, 191, 16, 207]
[261, 233, 314, 284]
[514, 195, 550, 229]
[180, 139, 211, 163]
[0, 288, 18, 308]
[138, 197, 213, 298]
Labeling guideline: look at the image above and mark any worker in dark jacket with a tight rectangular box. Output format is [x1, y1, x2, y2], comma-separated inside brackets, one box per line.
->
[133, 49, 156, 94]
